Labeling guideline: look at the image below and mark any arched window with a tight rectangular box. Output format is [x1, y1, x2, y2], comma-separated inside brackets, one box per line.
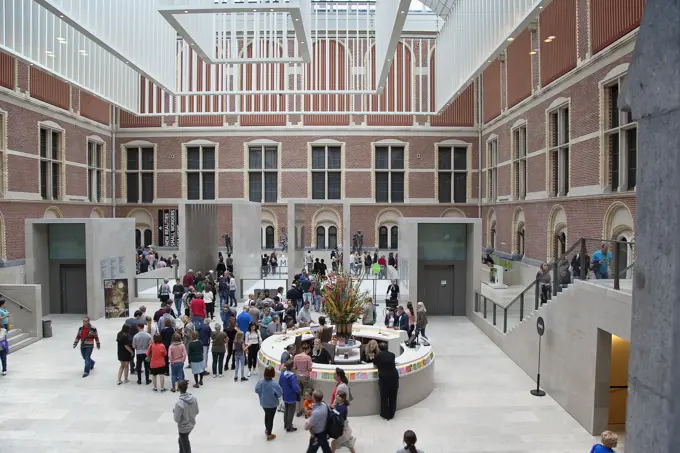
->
[135, 229, 142, 248]
[490, 221, 497, 249]
[316, 226, 326, 249]
[516, 223, 525, 257]
[328, 226, 338, 250]
[265, 226, 275, 249]
[390, 226, 398, 249]
[143, 229, 152, 247]
[553, 231, 566, 259]
[378, 226, 388, 249]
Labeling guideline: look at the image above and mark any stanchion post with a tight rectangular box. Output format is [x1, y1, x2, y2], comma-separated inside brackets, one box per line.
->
[530, 316, 546, 397]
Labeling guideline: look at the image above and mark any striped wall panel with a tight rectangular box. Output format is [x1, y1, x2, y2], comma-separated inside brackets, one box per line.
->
[591, 0, 645, 54]
[177, 49, 225, 126]
[482, 59, 501, 124]
[0, 52, 14, 89]
[241, 41, 286, 126]
[367, 43, 413, 126]
[304, 40, 350, 126]
[29, 67, 70, 110]
[506, 28, 532, 108]
[80, 91, 110, 125]
[119, 110, 162, 128]
[430, 69, 475, 127]
[540, 0, 577, 87]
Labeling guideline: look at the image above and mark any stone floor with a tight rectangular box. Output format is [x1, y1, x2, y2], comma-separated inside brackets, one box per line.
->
[0, 306, 624, 453]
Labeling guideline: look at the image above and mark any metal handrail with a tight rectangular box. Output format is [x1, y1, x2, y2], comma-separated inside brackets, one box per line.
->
[0, 292, 33, 314]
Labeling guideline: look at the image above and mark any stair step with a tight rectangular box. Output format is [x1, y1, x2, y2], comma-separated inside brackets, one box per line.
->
[6, 329, 24, 339]
[8, 336, 38, 354]
[8, 332, 29, 346]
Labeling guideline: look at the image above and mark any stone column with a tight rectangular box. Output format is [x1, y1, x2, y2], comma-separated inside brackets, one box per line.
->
[620, 1, 680, 451]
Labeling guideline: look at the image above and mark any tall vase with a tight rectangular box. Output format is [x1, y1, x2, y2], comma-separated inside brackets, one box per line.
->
[335, 323, 353, 339]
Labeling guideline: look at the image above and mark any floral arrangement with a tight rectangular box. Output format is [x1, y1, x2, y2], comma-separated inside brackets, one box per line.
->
[320, 271, 367, 325]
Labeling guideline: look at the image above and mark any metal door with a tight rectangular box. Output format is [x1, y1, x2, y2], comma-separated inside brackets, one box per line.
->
[60, 265, 87, 314]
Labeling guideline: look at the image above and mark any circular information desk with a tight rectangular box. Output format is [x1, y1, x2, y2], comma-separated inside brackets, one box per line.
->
[258, 324, 435, 416]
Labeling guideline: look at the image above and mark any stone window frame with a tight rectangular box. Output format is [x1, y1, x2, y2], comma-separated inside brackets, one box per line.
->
[371, 139, 409, 204]
[122, 141, 156, 204]
[86, 136, 106, 203]
[511, 119, 528, 201]
[183, 140, 218, 201]
[545, 99, 571, 197]
[307, 139, 345, 201]
[37, 120, 66, 201]
[484, 136, 498, 203]
[244, 139, 281, 204]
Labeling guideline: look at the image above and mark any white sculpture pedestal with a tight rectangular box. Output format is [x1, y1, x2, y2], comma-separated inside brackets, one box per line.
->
[487, 264, 508, 289]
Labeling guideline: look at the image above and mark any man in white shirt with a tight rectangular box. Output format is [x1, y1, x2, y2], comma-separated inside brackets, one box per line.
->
[228, 275, 237, 307]
[305, 251, 314, 272]
[298, 301, 312, 327]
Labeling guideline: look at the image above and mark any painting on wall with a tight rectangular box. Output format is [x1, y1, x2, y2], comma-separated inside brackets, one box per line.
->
[104, 279, 130, 318]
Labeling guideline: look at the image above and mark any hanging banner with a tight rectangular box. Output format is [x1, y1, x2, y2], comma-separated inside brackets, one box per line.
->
[157, 209, 179, 247]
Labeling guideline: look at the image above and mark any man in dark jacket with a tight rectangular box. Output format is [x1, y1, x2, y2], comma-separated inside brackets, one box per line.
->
[373, 342, 399, 420]
[395, 306, 409, 331]
[198, 319, 212, 376]
[172, 278, 184, 316]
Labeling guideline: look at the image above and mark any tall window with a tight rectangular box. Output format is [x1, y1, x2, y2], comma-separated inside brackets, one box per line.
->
[379, 226, 388, 249]
[315, 225, 338, 249]
[438, 146, 467, 203]
[328, 226, 338, 250]
[548, 106, 570, 196]
[249, 145, 278, 203]
[512, 126, 527, 200]
[186, 145, 215, 200]
[485, 140, 498, 202]
[39, 127, 62, 200]
[516, 224, 525, 256]
[379, 225, 399, 249]
[126, 147, 154, 203]
[264, 226, 275, 249]
[605, 79, 637, 192]
[374, 145, 405, 203]
[87, 141, 103, 202]
[390, 226, 398, 249]
[316, 226, 326, 249]
[312, 145, 342, 199]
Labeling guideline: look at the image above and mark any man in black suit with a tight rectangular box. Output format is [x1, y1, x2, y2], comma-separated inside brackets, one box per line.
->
[373, 342, 399, 420]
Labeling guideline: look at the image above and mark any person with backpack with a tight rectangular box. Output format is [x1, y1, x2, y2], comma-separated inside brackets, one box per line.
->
[330, 391, 356, 453]
[278, 360, 300, 432]
[218, 274, 228, 308]
[304, 390, 333, 453]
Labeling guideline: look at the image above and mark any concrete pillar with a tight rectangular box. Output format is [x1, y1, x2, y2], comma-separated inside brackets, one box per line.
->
[620, 1, 680, 451]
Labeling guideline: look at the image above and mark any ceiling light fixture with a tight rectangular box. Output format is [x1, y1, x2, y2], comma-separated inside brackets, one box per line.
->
[253, 8, 257, 11]
[548, 35, 556, 40]
[184, 10, 188, 13]
[59, 15, 64, 18]
[47, 54, 55, 58]
[529, 51, 537, 55]
[270, 8, 274, 11]
[507, 37, 514, 42]
[295, 18, 299, 21]
[58, 40, 67, 44]
[80, 52, 88, 57]
[56, 37, 65, 41]
[544, 38, 552, 43]
[45, 50, 54, 54]
[79, 49, 87, 53]
[400, 10, 405, 14]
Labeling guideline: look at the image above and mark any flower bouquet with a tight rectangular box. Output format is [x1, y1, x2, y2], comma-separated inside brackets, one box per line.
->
[321, 271, 367, 338]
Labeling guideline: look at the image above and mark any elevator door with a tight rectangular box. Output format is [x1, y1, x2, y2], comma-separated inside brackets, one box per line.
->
[60, 265, 87, 314]
[421, 265, 455, 315]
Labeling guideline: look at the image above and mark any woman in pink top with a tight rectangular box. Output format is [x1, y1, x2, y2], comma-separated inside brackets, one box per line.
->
[168, 332, 187, 392]
[293, 343, 313, 416]
[147, 334, 168, 392]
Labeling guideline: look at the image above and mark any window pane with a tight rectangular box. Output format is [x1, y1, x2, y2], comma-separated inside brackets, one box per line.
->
[141, 172, 154, 203]
[390, 226, 398, 249]
[96, 144, 102, 168]
[187, 173, 200, 200]
[126, 172, 138, 202]
[202, 172, 215, 200]
[265, 226, 275, 249]
[375, 172, 389, 202]
[202, 147, 215, 170]
[609, 134, 619, 191]
[51, 131, 60, 159]
[438, 172, 451, 203]
[561, 108, 570, 145]
[51, 162, 59, 199]
[40, 129, 47, 158]
[609, 84, 619, 129]
[96, 170, 102, 201]
[375, 147, 389, 169]
[390, 147, 404, 170]
[453, 172, 466, 203]
[563, 147, 569, 195]
[316, 226, 325, 249]
[378, 226, 388, 249]
[327, 172, 341, 199]
[88, 142, 94, 167]
[264, 172, 277, 202]
[143, 230, 153, 247]
[550, 112, 559, 147]
[249, 172, 262, 202]
[40, 161, 48, 199]
[438, 147, 451, 170]
[141, 148, 154, 170]
[327, 147, 341, 169]
[312, 147, 326, 169]
[127, 148, 139, 170]
[187, 147, 201, 170]
[88, 169, 94, 201]
[328, 226, 338, 250]
[391, 172, 404, 203]
[312, 172, 326, 199]
[249, 147, 262, 169]
[453, 147, 467, 170]
[264, 147, 277, 169]
[626, 128, 637, 190]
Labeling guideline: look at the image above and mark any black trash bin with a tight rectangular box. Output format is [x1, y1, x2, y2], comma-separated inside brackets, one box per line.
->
[42, 319, 53, 338]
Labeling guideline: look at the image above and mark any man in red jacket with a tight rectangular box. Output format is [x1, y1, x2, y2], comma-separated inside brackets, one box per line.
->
[73, 317, 101, 378]
[182, 269, 195, 293]
[378, 255, 387, 279]
[190, 293, 206, 328]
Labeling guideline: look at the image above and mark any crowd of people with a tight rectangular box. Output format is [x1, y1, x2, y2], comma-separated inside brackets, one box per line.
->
[136, 247, 179, 274]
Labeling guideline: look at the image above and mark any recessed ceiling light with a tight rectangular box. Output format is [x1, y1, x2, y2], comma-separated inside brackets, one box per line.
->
[529, 51, 537, 55]
[80, 52, 88, 56]
[56, 37, 65, 41]
[539, 5, 543, 8]
[300, 42, 305, 44]
[400, 10, 405, 14]
[125, 61, 129, 64]
[270, 8, 274, 11]
[548, 35, 556, 40]
[79, 49, 87, 53]
[58, 40, 67, 44]
[544, 38, 552, 43]
[184, 10, 188, 13]
[47, 54, 55, 58]
[507, 37, 514, 42]
[59, 15, 64, 18]
[253, 8, 257, 11]
[45, 50, 54, 54]
[488, 60, 492, 63]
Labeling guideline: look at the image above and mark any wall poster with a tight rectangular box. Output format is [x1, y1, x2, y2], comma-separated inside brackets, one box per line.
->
[158, 209, 179, 247]
[104, 279, 130, 318]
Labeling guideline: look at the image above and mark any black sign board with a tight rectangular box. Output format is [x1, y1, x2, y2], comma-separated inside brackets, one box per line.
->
[536, 316, 545, 336]
[158, 209, 179, 247]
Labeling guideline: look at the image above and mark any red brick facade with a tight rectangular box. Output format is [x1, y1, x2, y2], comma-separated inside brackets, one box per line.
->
[0, 1, 643, 265]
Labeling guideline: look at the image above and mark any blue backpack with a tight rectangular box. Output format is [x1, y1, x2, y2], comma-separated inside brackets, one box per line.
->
[324, 403, 345, 439]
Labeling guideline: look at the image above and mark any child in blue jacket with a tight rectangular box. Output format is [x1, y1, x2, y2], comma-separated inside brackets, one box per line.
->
[589, 431, 618, 453]
[278, 360, 301, 432]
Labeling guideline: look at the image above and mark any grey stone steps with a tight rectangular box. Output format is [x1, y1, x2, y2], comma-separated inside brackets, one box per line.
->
[6, 328, 39, 353]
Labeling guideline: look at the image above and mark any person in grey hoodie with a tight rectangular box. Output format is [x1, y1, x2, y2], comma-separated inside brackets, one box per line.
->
[173, 380, 199, 453]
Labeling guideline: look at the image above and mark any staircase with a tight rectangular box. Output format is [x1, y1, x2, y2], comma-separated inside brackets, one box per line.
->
[7, 328, 39, 353]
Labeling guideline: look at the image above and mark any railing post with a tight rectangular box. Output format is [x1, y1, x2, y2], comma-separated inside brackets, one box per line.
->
[474, 293, 479, 312]
[613, 241, 621, 290]
[580, 238, 587, 280]
[552, 258, 559, 296]
[503, 308, 507, 333]
[483, 297, 487, 319]
[520, 293, 524, 321]
[534, 279, 540, 310]
[492, 304, 497, 326]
